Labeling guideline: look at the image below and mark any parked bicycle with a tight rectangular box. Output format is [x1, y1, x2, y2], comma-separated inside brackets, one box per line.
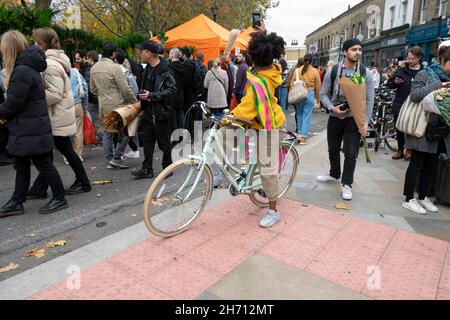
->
[368, 85, 398, 153]
[143, 101, 300, 238]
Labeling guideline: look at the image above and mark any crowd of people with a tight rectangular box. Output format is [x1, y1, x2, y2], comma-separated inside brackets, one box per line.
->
[0, 25, 449, 227]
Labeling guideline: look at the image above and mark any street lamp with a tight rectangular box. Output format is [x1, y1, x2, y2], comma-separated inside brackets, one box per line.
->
[211, 1, 219, 22]
[338, 31, 345, 62]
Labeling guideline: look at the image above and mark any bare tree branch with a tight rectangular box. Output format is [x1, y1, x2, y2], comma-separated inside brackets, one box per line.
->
[78, 0, 124, 38]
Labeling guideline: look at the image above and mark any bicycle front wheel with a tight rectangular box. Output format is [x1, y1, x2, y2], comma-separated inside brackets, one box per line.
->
[248, 142, 300, 208]
[143, 159, 214, 238]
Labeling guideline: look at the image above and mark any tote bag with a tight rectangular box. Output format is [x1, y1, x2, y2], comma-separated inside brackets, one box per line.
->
[288, 68, 308, 104]
[396, 96, 429, 138]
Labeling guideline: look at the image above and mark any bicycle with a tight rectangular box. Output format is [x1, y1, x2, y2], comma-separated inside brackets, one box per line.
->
[143, 101, 300, 238]
[369, 89, 398, 153]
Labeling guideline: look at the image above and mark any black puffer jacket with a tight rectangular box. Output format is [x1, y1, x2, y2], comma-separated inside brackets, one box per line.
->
[141, 61, 177, 121]
[0, 46, 54, 157]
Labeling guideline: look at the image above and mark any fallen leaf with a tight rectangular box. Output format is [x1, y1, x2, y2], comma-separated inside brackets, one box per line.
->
[335, 203, 350, 211]
[26, 248, 48, 258]
[131, 214, 137, 217]
[92, 180, 113, 185]
[47, 240, 66, 248]
[91, 166, 97, 170]
[0, 263, 18, 273]
[27, 234, 36, 237]
[152, 199, 163, 206]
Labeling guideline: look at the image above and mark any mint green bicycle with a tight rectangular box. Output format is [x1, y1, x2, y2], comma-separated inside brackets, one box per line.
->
[143, 102, 300, 237]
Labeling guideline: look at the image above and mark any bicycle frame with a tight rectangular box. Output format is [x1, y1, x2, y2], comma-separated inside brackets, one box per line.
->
[174, 122, 297, 204]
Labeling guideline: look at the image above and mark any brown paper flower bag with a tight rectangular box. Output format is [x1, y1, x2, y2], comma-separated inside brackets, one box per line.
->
[338, 77, 367, 132]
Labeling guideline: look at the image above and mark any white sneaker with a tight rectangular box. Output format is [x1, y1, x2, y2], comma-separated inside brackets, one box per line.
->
[342, 185, 353, 201]
[419, 198, 439, 213]
[402, 199, 427, 215]
[317, 174, 340, 183]
[260, 209, 280, 228]
[124, 151, 140, 159]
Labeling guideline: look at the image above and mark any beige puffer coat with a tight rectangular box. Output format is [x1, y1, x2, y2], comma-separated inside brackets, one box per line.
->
[43, 49, 76, 137]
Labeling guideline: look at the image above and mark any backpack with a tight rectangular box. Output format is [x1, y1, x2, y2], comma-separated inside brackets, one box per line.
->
[426, 113, 449, 143]
[193, 60, 206, 94]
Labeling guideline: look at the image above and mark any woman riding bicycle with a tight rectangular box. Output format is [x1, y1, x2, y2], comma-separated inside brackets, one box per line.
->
[229, 25, 287, 228]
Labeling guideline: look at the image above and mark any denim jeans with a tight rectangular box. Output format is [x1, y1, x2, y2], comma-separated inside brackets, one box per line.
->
[276, 87, 288, 112]
[295, 90, 315, 137]
[103, 131, 129, 161]
[327, 116, 361, 187]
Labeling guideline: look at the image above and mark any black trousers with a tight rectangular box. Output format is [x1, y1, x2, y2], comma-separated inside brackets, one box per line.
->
[0, 124, 8, 156]
[12, 153, 65, 203]
[141, 114, 172, 171]
[394, 112, 405, 151]
[30, 136, 90, 194]
[170, 108, 186, 133]
[327, 117, 361, 186]
[404, 150, 438, 199]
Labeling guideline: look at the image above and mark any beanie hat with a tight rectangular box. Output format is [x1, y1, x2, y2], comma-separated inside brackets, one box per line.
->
[343, 38, 362, 51]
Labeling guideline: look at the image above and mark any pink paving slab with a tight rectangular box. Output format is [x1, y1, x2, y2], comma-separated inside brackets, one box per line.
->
[362, 280, 438, 300]
[26, 286, 69, 300]
[305, 235, 387, 293]
[437, 289, 450, 300]
[108, 239, 180, 279]
[280, 219, 341, 248]
[186, 238, 254, 275]
[339, 218, 397, 244]
[388, 230, 448, 262]
[151, 228, 213, 256]
[440, 251, 450, 291]
[299, 207, 352, 231]
[113, 281, 173, 300]
[144, 256, 222, 300]
[214, 216, 278, 251]
[54, 261, 140, 300]
[276, 200, 314, 219]
[259, 234, 323, 270]
[376, 248, 445, 288]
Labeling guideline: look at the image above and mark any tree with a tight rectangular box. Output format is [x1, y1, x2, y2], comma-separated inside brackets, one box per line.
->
[76, 0, 279, 37]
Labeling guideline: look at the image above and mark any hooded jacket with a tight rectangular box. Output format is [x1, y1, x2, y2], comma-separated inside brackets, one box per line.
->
[0, 46, 54, 156]
[44, 49, 76, 137]
[232, 64, 286, 130]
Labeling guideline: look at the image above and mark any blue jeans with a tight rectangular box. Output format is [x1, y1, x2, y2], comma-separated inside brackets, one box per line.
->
[295, 90, 315, 138]
[276, 87, 288, 112]
[103, 131, 129, 161]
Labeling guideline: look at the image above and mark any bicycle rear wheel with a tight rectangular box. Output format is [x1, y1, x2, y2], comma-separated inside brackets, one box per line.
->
[248, 143, 300, 208]
[143, 159, 214, 238]
[383, 115, 398, 153]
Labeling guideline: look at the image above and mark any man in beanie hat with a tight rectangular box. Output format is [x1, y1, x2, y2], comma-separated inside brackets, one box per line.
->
[132, 41, 177, 180]
[317, 38, 375, 201]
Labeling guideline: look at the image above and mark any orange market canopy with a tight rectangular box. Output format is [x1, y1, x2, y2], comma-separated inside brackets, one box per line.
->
[161, 14, 248, 64]
[240, 26, 255, 44]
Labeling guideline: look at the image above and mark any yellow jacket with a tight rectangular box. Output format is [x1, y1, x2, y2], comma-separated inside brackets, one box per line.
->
[289, 65, 322, 101]
[232, 64, 286, 130]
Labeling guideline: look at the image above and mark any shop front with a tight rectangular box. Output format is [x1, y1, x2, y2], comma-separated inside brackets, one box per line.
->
[380, 25, 409, 67]
[408, 19, 449, 63]
[362, 38, 381, 67]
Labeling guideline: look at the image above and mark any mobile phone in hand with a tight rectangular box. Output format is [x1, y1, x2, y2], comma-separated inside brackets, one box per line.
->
[138, 90, 146, 95]
[252, 13, 261, 29]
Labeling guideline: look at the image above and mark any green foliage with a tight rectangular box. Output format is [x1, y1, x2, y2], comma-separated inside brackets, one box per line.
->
[0, 5, 148, 59]
[0, 5, 55, 37]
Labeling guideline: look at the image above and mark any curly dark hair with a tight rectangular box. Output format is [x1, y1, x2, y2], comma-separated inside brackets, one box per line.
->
[248, 32, 286, 68]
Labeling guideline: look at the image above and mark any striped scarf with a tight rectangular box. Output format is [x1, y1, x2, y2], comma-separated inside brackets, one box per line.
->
[245, 66, 277, 132]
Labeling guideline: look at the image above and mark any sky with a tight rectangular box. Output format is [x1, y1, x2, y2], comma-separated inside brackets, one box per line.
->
[266, 0, 363, 47]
